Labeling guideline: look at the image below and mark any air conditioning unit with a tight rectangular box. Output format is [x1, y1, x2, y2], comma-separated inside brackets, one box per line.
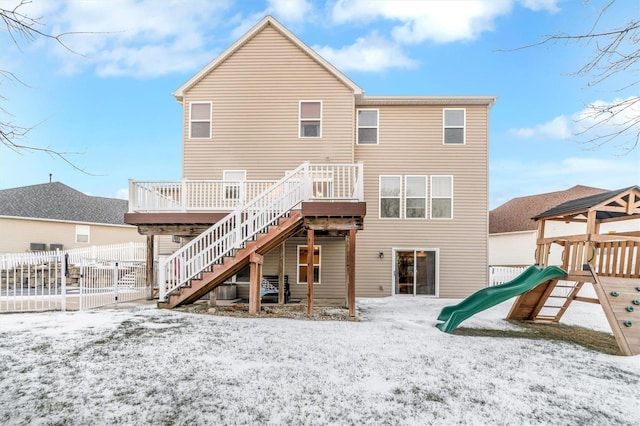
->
[29, 243, 47, 251]
[50, 244, 64, 251]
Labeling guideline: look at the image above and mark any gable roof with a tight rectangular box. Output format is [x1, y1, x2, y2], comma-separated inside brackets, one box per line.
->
[533, 185, 640, 221]
[173, 15, 364, 102]
[489, 185, 608, 234]
[0, 182, 130, 225]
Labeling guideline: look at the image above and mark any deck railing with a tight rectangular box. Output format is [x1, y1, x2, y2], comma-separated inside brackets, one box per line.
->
[157, 162, 364, 301]
[129, 163, 364, 213]
[536, 233, 640, 278]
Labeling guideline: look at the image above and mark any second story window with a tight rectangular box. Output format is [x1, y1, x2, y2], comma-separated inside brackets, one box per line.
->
[405, 176, 427, 218]
[299, 101, 322, 138]
[379, 176, 401, 218]
[357, 109, 379, 144]
[190, 102, 212, 139]
[443, 109, 465, 144]
[431, 176, 453, 219]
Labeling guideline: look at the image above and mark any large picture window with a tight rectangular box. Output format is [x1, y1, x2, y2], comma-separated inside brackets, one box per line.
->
[443, 109, 465, 144]
[379, 176, 401, 218]
[297, 245, 321, 284]
[189, 102, 212, 139]
[357, 109, 378, 144]
[299, 101, 322, 138]
[405, 176, 427, 218]
[431, 176, 453, 219]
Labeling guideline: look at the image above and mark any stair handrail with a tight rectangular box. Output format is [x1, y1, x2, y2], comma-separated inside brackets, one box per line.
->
[158, 162, 312, 301]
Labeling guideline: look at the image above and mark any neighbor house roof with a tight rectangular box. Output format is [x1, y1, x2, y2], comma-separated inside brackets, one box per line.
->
[489, 185, 608, 234]
[173, 15, 364, 101]
[0, 182, 129, 225]
[533, 185, 640, 221]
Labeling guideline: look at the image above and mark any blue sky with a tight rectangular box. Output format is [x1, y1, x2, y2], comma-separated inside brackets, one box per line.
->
[1, 0, 638, 208]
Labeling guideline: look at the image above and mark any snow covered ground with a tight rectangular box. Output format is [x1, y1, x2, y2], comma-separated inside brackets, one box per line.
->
[0, 297, 638, 425]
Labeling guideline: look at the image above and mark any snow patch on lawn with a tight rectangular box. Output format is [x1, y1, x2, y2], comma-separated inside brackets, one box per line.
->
[0, 297, 637, 425]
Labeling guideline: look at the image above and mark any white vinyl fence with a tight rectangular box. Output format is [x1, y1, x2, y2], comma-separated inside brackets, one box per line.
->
[488, 266, 527, 287]
[0, 243, 146, 313]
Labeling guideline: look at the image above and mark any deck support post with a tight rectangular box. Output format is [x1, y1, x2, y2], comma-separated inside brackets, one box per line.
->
[307, 228, 315, 316]
[145, 235, 154, 300]
[346, 229, 356, 317]
[249, 252, 264, 314]
[278, 242, 285, 305]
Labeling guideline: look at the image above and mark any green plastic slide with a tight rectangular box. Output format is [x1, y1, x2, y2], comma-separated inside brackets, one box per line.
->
[436, 265, 567, 333]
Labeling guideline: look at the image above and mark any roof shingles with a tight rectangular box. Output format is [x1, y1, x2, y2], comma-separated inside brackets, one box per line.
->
[489, 185, 608, 234]
[0, 182, 129, 225]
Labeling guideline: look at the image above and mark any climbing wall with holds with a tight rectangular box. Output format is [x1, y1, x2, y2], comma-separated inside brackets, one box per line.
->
[592, 276, 640, 356]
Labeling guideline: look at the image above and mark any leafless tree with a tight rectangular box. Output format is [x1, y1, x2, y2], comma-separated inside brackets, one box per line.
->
[510, 0, 639, 153]
[1, 0, 94, 173]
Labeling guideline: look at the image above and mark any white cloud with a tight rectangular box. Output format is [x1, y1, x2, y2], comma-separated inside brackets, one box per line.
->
[510, 97, 640, 146]
[490, 155, 640, 208]
[510, 115, 572, 140]
[115, 188, 129, 200]
[9, 0, 232, 78]
[331, 0, 560, 45]
[313, 33, 417, 72]
[267, 0, 312, 23]
[519, 0, 561, 13]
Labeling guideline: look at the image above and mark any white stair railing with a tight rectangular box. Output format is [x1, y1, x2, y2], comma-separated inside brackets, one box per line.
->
[158, 162, 313, 301]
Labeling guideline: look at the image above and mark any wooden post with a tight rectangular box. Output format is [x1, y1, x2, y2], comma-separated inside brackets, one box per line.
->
[278, 242, 285, 305]
[146, 235, 154, 300]
[586, 210, 598, 269]
[307, 229, 314, 316]
[347, 229, 356, 317]
[536, 220, 545, 265]
[249, 252, 264, 314]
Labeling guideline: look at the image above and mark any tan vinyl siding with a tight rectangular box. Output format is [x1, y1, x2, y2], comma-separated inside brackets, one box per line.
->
[156, 235, 180, 256]
[182, 25, 355, 181]
[0, 217, 145, 254]
[354, 105, 489, 298]
[234, 237, 346, 302]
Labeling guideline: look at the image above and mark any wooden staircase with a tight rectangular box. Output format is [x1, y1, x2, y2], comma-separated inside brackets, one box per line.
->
[161, 211, 303, 308]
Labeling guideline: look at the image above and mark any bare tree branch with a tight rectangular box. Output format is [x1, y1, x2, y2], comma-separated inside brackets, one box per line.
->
[1, 0, 107, 174]
[501, 0, 640, 153]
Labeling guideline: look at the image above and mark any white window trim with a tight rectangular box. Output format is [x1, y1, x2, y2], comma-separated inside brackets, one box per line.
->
[75, 225, 90, 244]
[379, 175, 402, 219]
[297, 245, 321, 284]
[189, 101, 212, 139]
[356, 108, 379, 145]
[404, 175, 427, 220]
[430, 175, 454, 220]
[299, 100, 323, 138]
[223, 170, 246, 202]
[443, 108, 465, 145]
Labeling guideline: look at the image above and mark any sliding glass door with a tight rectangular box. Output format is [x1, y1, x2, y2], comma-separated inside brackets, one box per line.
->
[394, 249, 437, 296]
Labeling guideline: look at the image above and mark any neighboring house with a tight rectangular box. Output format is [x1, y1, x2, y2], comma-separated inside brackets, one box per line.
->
[489, 185, 639, 266]
[0, 182, 145, 253]
[125, 15, 496, 307]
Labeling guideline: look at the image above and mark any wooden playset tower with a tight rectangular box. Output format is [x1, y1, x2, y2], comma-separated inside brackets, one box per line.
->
[507, 186, 640, 356]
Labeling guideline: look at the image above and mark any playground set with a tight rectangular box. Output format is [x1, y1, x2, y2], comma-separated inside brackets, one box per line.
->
[437, 186, 640, 356]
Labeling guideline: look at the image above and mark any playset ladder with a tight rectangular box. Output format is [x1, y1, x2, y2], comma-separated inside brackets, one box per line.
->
[534, 281, 586, 322]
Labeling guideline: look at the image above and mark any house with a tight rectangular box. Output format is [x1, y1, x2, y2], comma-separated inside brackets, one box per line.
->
[124, 16, 497, 312]
[489, 185, 639, 266]
[0, 182, 145, 253]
